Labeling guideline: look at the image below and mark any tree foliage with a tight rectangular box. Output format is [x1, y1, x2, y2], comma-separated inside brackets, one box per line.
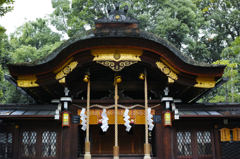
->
[0, 0, 14, 16]
[51, 0, 206, 59]
[202, 36, 240, 103]
[9, 18, 62, 63]
[0, 0, 240, 103]
[0, 18, 62, 103]
[194, 0, 240, 62]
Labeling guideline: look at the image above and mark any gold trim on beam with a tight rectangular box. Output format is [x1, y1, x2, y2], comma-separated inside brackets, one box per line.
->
[55, 61, 78, 82]
[59, 77, 66, 84]
[194, 77, 216, 88]
[156, 61, 178, 81]
[91, 48, 142, 71]
[168, 77, 174, 83]
[17, 75, 39, 87]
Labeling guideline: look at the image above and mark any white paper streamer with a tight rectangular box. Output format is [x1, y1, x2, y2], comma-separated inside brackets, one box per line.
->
[80, 108, 87, 131]
[101, 109, 109, 132]
[123, 109, 132, 132]
[147, 108, 154, 131]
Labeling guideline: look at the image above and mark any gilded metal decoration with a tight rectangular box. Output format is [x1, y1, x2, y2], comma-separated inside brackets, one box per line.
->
[168, 77, 174, 83]
[55, 61, 78, 82]
[17, 79, 39, 87]
[91, 48, 142, 71]
[156, 61, 178, 80]
[59, 77, 66, 84]
[17, 75, 39, 87]
[194, 77, 216, 88]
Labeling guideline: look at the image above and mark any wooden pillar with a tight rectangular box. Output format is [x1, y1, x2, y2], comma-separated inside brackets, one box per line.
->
[163, 126, 173, 159]
[13, 123, 20, 159]
[61, 125, 72, 159]
[144, 69, 151, 159]
[84, 79, 91, 159]
[113, 80, 119, 159]
[214, 124, 221, 159]
[155, 108, 164, 159]
[70, 106, 79, 159]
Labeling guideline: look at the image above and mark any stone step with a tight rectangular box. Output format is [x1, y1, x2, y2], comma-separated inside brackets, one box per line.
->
[78, 155, 156, 159]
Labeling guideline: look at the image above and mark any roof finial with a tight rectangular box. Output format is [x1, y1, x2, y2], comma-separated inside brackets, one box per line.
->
[115, 3, 120, 11]
[124, 5, 128, 13]
[95, 3, 138, 24]
[107, 5, 111, 13]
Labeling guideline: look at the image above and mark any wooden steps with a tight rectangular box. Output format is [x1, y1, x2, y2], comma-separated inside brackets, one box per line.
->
[78, 155, 156, 159]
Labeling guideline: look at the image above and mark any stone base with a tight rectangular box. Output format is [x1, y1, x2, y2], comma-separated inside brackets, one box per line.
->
[113, 146, 119, 158]
[144, 154, 151, 159]
[84, 141, 91, 159]
[144, 143, 151, 159]
[84, 152, 91, 159]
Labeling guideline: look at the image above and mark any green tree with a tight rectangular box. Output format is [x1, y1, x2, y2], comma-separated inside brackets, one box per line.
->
[9, 18, 62, 63]
[203, 37, 240, 103]
[0, 0, 14, 16]
[1, 18, 62, 103]
[194, 0, 240, 62]
[51, 0, 206, 63]
[0, 0, 14, 102]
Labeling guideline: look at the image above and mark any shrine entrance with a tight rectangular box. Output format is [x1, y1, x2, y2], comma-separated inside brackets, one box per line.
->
[90, 125, 145, 154]
[77, 105, 157, 157]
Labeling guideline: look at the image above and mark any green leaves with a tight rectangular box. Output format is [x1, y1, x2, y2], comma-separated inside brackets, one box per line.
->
[0, 0, 14, 16]
[8, 18, 62, 64]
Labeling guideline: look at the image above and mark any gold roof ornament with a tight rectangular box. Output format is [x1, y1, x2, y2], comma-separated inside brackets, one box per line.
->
[17, 75, 39, 87]
[55, 61, 78, 83]
[91, 48, 142, 71]
[194, 77, 216, 88]
[156, 61, 178, 81]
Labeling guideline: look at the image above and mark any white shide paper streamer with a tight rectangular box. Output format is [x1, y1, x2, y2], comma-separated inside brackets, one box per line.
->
[101, 108, 109, 132]
[80, 108, 87, 131]
[123, 109, 132, 132]
[147, 108, 154, 131]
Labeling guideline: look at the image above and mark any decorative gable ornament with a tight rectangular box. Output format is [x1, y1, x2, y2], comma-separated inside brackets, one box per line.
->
[92, 48, 142, 71]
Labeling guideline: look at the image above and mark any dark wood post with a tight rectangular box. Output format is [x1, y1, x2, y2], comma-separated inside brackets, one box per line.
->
[61, 124, 72, 159]
[162, 126, 173, 159]
[13, 124, 20, 159]
[70, 106, 79, 159]
[155, 108, 164, 159]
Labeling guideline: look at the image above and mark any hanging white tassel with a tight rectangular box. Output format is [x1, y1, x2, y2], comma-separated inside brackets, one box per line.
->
[147, 108, 154, 131]
[101, 109, 109, 132]
[123, 109, 132, 132]
[80, 108, 87, 131]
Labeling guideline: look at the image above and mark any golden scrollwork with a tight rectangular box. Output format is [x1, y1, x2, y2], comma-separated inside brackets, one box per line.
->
[194, 77, 216, 88]
[17, 75, 39, 87]
[156, 61, 178, 80]
[97, 61, 138, 71]
[91, 48, 142, 71]
[55, 61, 78, 82]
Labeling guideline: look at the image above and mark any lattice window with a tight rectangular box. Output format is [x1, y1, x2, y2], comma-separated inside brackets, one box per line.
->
[221, 142, 240, 159]
[177, 131, 192, 156]
[22, 131, 37, 157]
[0, 132, 13, 159]
[42, 131, 57, 157]
[197, 131, 212, 155]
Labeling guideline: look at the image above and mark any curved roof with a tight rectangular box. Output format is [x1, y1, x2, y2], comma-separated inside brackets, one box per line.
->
[8, 30, 225, 77]
[7, 6, 226, 103]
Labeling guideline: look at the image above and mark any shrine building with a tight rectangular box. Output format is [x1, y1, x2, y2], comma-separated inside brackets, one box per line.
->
[1, 4, 240, 159]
